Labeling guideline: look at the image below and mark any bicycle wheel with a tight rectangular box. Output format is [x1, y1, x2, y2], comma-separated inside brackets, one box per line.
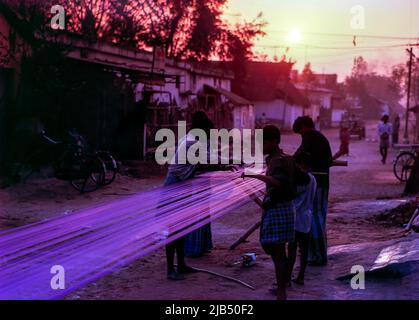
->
[393, 151, 415, 182]
[71, 154, 106, 193]
[95, 151, 118, 186]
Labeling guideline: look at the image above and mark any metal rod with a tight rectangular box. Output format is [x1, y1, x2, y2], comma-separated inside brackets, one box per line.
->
[191, 267, 255, 291]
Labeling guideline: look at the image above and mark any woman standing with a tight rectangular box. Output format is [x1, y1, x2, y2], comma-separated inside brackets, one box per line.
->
[163, 111, 235, 280]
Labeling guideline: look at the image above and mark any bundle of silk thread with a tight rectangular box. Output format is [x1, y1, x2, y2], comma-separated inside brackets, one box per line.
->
[0, 170, 264, 300]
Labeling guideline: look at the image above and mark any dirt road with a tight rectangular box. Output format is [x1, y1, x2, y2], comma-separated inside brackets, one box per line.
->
[1, 125, 417, 300]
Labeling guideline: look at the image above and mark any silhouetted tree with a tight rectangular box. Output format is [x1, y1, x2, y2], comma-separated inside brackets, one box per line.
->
[344, 56, 404, 119]
[300, 62, 316, 87]
[48, 0, 265, 61]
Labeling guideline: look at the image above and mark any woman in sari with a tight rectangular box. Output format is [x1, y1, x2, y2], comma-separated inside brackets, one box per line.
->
[164, 111, 236, 280]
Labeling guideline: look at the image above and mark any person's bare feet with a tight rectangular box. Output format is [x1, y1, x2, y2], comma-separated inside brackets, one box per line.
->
[292, 277, 305, 285]
[277, 287, 287, 300]
[272, 282, 291, 288]
[269, 286, 287, 300]
[167, 270, 185, 280]
[177, 265, 198, 274]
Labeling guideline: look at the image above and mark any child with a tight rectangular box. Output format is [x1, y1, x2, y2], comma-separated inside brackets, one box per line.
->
[287, 151, 317, 285]
[333, 126, 350, 160]
[243, 125, 297, 300]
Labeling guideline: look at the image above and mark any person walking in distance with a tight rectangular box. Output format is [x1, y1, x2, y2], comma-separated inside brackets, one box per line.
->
[378, 115, 392, 164]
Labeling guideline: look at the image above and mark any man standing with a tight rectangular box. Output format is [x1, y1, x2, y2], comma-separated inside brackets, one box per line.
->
[378, 115, 392, 164]
[293, 116, 333, 266]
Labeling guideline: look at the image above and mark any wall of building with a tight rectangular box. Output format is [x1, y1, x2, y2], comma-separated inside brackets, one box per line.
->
[284, 104, 304, 130]
[135, 64, 232, 110]
[133, 60, 237, 156]
[233, 104, 255, 130]
[331, 108, 346, 127]
[308, 92, 333, 109]
[255, 100, 285, 121]
[306, 104, 320, 121]
[254, 99, 303, 130]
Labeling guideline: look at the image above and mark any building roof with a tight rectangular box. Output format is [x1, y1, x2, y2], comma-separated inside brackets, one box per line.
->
[0, 4, 232, 81]
[216, 60, 309, 107]
[295, 84, 336, 95]
[187, 61, 234, 79]
[277, 80, 310, 108]
[204, 84, 251, 106]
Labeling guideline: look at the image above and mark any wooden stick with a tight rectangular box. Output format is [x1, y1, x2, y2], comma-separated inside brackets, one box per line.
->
[230, 178, 265, 250]
[191, 267, 255, 290]
[332, 160, 348, 167]
[230, 221, 261, 250]
[311, 172, 328, 176]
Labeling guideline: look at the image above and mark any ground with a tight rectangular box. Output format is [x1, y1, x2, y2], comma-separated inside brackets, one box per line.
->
[1, 122, 418, 300]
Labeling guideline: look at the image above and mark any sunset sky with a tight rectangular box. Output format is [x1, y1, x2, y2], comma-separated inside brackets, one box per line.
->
[225, 0, 419, 80]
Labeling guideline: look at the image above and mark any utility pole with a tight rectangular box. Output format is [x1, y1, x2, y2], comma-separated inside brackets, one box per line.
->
[403, 48, 414, 144]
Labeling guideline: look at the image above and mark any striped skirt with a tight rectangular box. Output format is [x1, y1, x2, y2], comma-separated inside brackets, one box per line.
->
[260, 202, 295, 247]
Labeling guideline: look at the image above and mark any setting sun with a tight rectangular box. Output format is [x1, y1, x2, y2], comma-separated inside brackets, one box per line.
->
[287, 28, 302, 44]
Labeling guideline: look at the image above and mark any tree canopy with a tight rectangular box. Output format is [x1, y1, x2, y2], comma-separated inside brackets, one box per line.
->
[344, 56, 405, 119]
[3, 0, 265, 62]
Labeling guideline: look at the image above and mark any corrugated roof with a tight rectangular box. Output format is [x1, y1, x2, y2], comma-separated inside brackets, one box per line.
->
[295, 84, 336, 94]
[204, 84, 251, 106]
[224, 61, 309, 107]
[277, 80, 310, 108]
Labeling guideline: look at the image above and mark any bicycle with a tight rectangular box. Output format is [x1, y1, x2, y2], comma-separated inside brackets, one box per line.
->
[44, 129, 109, 193]
[11, 129, 107, 193]
[95, 150, 118, 186]
[65, 130, 118, 187]
[393, 146, 418, 182]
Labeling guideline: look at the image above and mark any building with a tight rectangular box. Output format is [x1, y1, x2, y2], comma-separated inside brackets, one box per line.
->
[231, 61, 310, 130]
[291, 71, 345, 128]
[0, 5, 252, 166]
[330, 94, 349, 127]
[312, 73, 338, 90]
[133, 60, 253, 157]
[295, 84, 335, 127]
